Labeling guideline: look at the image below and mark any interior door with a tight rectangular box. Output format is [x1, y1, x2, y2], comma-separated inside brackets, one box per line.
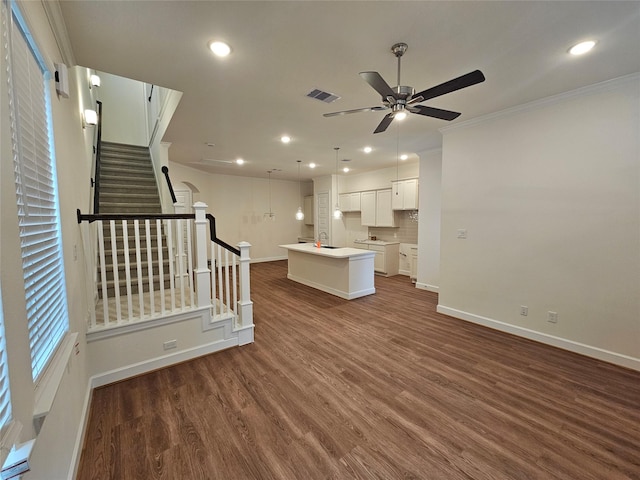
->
[316, 191, 330, 243]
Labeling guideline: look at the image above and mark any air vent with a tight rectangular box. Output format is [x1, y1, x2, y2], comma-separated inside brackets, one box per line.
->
[306, 88, 340, 104]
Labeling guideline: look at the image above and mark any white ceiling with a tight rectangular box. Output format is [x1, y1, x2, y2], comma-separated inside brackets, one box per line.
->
[57, 1, 640, 181]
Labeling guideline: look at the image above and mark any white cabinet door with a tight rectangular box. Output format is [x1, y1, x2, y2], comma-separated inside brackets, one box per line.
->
[360, 191, 376, 226]
[349, 192, 361, 212]
[370, 245, 386, 273]
[392, 181, 403, 210]
[403, 179, 418, 209]
[376, 189, 395, 227]
[392, 179, 418, 210]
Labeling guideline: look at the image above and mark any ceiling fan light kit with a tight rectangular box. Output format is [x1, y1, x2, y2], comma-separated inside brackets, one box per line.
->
[324, 42, 485, 134]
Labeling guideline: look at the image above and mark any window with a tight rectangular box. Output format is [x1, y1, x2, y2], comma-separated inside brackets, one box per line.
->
[5, 1, 69, 381]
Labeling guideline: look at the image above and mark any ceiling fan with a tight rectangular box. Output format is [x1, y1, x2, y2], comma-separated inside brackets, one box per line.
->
[324, 43, 485, 134]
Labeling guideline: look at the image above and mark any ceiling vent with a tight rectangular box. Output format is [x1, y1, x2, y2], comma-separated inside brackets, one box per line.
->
[306, 88, 340, 104]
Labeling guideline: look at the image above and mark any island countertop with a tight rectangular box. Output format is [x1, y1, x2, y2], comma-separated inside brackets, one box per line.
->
[279, 243, 376, 300]
[280, 243, 376, 259]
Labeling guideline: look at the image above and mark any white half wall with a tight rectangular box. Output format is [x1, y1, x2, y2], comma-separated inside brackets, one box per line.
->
[438, 74, 640, 368]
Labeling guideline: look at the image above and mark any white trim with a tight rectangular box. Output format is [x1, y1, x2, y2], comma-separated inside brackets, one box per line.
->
[86, 306, 211, 342]
[41, 0, 76, 66]
[286, 273, 375, 300]
[33, 332, 78, 420]
[437, 305, 640, 371]
[440, 73, 640, 134]
[67, 382, 93, 480]
[90, 336, 241, 389]
[415, 282, 439, 293]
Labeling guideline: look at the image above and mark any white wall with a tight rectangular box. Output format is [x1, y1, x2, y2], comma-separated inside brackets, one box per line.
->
[0, 2, 95, 478]
[438, 75, 640, 368]
[169, 163, 303, 261]
[95, 71, 148, 146]
[416, 149, 442, 292]
[341, 162, 419, 193]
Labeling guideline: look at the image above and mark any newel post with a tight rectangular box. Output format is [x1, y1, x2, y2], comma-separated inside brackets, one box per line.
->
[193, 202, 212, 308]
[236, 241, 254, 345]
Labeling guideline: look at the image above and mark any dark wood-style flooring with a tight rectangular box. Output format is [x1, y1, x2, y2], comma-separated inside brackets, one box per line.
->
[77, 260, 640, 479]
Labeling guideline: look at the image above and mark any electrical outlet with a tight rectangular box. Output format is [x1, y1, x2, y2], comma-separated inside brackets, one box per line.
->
[163, 339, 177, 350]
[548, 311, 558, 323]
[520, 305, 528, 316]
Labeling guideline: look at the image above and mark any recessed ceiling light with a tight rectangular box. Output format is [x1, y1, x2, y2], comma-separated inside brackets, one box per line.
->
[309, 163, 316, 169]
[236, 158, 244, 165]
[280, 135, 291, 144]
[363, 146, 372, 153]
[400, 154, 408, 161]
[209, 41, 231, 57]
[569, 40, 596, 56]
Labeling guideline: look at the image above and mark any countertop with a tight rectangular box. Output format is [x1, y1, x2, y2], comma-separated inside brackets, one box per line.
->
[280, 243, 376, 259]
[353, 239, 400, 246]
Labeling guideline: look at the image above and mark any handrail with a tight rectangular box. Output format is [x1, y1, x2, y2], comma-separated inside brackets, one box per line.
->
[161, 166, 177, 204]
[76, 210, 240, 256]
[92, 101, 103, 214]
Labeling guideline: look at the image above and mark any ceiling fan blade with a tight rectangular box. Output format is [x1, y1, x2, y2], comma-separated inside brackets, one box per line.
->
[360, 71, 397, 99]
[408, 105, 461, 121]
[373, 113, 394, 134]
[323, 106, 387, 117]
[413, 70, 485, 102]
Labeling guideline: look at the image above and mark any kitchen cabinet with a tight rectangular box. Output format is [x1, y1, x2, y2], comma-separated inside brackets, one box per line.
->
[361, 189, 395, 227]
[354, 241, 400, 276]
[303, 195, 314, 225]
[410, 246, 418, 283]
[338, 192, 361, 212]
[360, 191, 376, 225]
[391, 178, 419, 210]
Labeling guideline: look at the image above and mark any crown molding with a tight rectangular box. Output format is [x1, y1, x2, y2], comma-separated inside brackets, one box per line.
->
[440, 72, 640, 134]
[41, 0, 75, 66]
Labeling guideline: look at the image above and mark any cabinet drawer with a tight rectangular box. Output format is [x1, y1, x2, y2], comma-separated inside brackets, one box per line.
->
[368, 245, 385, 252]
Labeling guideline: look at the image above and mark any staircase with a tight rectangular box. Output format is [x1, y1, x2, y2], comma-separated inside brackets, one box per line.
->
[95, 142, 172, 297]
[97, 142, 161, 214]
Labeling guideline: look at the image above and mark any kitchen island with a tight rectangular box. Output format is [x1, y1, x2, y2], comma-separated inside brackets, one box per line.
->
[279, 243, 376, 300]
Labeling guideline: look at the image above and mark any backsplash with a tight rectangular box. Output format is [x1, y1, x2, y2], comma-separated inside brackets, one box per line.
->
[369, 212, 418, 243]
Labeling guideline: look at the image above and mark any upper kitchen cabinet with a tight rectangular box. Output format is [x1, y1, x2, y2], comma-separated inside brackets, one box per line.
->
[361, 189, 395, 227]
[391, 178, 419, 210]
[339, 192, 361, 212]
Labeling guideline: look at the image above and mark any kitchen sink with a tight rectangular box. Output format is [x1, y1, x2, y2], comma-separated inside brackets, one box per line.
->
[321, 245, 340, 249]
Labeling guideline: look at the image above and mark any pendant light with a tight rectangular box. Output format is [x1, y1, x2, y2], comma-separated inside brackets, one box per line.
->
[333, 147, 342, 219]
[295, 160, 304, 221]
[264, 170, 276, 220]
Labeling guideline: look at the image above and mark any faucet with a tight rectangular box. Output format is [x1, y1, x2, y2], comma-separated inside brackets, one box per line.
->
[317, 231, 328, 247]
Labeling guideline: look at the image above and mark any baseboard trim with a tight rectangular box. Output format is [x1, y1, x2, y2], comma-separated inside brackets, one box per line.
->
[416, 282, 439, 293]
[90, 337, 240, 388]
[251, 255, 287, 264]
[437, 305, 640, 371]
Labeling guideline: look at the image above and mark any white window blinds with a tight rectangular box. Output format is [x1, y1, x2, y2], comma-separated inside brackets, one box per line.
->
[6, 2, 69, 381]
[0, 0, 14, 437]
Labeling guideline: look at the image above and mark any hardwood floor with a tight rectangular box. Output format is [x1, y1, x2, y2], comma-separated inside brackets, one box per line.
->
[77, 260, 640, 479]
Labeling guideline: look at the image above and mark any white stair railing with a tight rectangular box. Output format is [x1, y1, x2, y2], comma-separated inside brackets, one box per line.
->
[77, 204, 253, 336]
